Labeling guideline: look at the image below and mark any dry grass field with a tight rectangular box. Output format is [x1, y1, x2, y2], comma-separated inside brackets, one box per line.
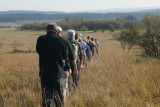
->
[0, 29, 160, 107]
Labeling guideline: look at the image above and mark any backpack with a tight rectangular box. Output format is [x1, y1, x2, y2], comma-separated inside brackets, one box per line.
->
[89, 41, 95, 54]
[81, 41, 86, 50]
[71, 43, 77, 60]
[90, 41, 95, 47]
[76, 42, 82, 63]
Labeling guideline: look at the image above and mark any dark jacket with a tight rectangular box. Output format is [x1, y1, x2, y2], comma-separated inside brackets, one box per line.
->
[36, 31, 74, 81]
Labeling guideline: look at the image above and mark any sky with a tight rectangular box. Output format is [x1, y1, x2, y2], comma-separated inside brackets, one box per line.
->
[1, 0, 160, 12]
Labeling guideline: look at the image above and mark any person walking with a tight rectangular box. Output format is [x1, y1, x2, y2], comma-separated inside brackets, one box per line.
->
[36, 23, 78, 107]
[56, 26, 72, 102]
[68, 31, 83, 87]
[78, 33, 86, 65]
[74, 33, 83, 87]
[84, 39, 91, 60]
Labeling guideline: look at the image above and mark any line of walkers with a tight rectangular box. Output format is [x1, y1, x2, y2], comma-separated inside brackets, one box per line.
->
[36, 23, 99, 107]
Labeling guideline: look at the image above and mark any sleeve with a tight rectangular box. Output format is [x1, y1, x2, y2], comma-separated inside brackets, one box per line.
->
[36, 36, 41, 54]
[36, 36, 42, 76]
[77, 42, 83, 61]
[67, 41, 75, 61]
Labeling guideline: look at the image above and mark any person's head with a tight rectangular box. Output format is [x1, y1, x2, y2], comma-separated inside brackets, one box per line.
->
[95, 38, 97, 42]
[67, 30, 75, 39]
[78, 33, 82, 38]
[91, 37, 94, 41]
[46, 23, 58, 33]
[75, 33, 79, 41]
[78, 33, 83, 42]
[87, 35, 91, 40]
[56, 26, 63, 36]
[79, 37, 82, 42]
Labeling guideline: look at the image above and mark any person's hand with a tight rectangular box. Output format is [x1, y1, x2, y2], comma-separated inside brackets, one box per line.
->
[69, 69, 72, 75]
[78, 64, 82, 69]
[74, 69, 78, 77]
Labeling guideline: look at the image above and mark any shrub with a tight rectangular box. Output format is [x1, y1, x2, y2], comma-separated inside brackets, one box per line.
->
[116, 25, 140, 52]
[116, 14, 160, 58]
[11, 40, 24, 53]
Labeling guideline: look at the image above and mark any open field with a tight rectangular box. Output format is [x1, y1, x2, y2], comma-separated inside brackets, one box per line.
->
[0, 29, 160, 106]
[0, 29, 45, 53]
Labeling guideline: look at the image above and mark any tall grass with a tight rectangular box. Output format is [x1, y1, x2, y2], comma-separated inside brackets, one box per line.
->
[66, 34, 160, 106]
[0, 31, 160, 106]
[0, 53, 41, 107]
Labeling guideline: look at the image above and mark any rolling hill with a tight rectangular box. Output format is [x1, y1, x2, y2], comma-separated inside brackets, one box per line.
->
[0, 7, 160, 22]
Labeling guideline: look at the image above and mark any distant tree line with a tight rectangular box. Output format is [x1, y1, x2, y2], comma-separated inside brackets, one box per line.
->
[18, 23, 48, 31]
[117, 15, 137, 21]
[18, 19, 140, 32]
[115, 14, 160, 58]
[0, 11, 159, 22]
[0, 26, 11, 28]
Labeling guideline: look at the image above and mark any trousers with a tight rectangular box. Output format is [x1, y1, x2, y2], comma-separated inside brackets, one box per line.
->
[41, 77, 65, 107]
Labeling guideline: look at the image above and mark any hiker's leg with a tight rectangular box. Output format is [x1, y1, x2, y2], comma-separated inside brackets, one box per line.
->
[54, 78, 65, 107]
[75, 63, 80, 87]
[76, 68, 80, 87]
[63, 71, 69, 102]
[71, 67, 77, 89]
[41, 81, 53, 107]
[41, 83, 47, 107]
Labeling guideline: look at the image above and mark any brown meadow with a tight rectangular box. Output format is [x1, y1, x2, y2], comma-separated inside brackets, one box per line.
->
[0, 29, 160, 106]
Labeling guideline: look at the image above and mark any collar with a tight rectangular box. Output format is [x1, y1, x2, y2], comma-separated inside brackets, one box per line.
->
[47, 31, 57, 35]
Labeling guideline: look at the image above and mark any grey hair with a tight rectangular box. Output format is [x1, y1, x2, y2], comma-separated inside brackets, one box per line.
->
[67, 30, 75, 39]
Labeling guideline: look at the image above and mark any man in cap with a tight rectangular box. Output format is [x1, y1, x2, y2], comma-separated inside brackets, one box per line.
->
[57, 26, 63, 36]
[56, 25, 72, 101]
[36, 23, 78, 107]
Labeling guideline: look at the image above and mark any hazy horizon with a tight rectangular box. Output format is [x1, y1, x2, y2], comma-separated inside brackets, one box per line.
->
[1, 0, 160, 12]
[1, 6, 160, 12]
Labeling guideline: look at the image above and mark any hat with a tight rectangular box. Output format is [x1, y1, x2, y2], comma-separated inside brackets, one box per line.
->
[78, 33, 82, 37]
[57, 26, 63, 32]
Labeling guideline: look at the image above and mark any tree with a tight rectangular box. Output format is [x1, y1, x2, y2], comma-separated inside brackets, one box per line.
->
[116, 14, 160, 58]
[65, 17, 72, 23]
[117, 25, 140, 53]
[139, 14, 160, 58]
[79, 25, 88, 31]
[124, 15, 137, 21]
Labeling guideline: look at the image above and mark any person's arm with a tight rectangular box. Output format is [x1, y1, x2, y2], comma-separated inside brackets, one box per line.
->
[78, 59, 83, 69]
[69, 69, 72, 76]
[71, 60, 78, 77]
[36, 37, 41, 54]
[67, 40, 78, 77]
[77, 43, 83, 69]
[83, 50, 86, 65]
